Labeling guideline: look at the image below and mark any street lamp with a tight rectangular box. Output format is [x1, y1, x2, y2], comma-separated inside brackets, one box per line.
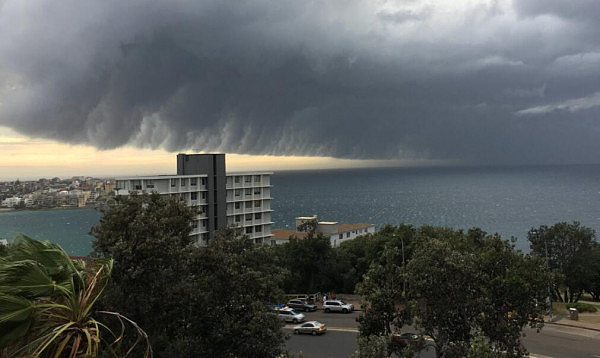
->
[534, 228, 552, 317]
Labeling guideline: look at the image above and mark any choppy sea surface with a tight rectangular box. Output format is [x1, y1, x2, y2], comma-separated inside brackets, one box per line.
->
[2, 165, 600, 255]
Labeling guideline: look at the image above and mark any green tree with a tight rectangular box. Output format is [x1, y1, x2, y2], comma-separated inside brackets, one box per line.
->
[354, 225, 416, 357]
[334, 224, 415, 295]
[275, 234, 333, 293]
[91, 193, 196, 354]
[528, 222, 598, 302]
[357, 226, 548, 358]
[92, 195, 287, 357]
[181, 227, 287, 357]
[407, 229, 548, 357]
[0, 235, 149, 357]
[355, 247, 409, 357]
[0, 240, 7, 257]
[586, 242, 600, 301]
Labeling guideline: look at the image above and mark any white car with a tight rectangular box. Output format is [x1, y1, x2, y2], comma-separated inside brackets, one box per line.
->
[322, 300, 354, 313]
[294, 321, 327, 335]
[276, 307, 306, 323]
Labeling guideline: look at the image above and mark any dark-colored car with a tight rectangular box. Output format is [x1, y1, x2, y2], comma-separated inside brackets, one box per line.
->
[391, 332, 424, 347]
[293, 321, 327, 335]
[287, 298, 317, 312]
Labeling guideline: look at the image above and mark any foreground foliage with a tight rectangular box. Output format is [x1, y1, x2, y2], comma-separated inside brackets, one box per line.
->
[356, 226, 549, 358]
[92, 194, 287, 357]
[528, 222, 600, 303]
[0, 235, 149, 357]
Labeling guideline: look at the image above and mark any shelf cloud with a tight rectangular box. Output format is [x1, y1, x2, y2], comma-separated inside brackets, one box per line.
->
[1, 0, 600, 165]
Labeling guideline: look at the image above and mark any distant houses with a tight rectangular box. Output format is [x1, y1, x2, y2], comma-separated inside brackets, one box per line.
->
[0, 177, 116, 209]
[271, 215, 375, 247]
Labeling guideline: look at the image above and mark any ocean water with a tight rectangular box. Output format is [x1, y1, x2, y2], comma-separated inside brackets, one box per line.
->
[1, 165, 600, 255]
[0, 208, 102, 256]
[271, 165, 600, 251]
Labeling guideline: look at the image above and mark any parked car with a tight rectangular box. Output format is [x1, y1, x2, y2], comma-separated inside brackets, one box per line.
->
[276, 307, 306, 323]
[391, 332, 433, 348]
[293, 321, 327, 335]
[287, 298, 317, 312]
[322, 300, 354, 313]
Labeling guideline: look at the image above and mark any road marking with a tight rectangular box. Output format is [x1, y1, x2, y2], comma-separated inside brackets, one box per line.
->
[530, 355, 554, 358]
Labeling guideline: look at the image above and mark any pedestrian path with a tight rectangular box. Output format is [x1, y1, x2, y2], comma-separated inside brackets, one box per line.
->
[547, 312, 600, 332]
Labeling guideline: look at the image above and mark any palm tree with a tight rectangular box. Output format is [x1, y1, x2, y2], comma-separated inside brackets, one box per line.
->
[0, 235, 151, 357]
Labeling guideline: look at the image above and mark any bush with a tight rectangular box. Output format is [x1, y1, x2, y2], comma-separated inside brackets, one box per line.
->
[566, 302, 598, 313]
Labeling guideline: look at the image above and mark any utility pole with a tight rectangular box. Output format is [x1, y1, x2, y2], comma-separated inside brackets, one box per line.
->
[543, 230, 552, 316]
[401, 236, 406, 296]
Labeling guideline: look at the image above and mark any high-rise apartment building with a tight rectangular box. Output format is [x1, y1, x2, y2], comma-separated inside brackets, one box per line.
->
[115, 154, 273, 244]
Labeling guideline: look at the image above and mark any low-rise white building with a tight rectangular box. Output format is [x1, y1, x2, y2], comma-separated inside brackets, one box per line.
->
[1, 197, 22, 208]
[271, 215, 375, 247]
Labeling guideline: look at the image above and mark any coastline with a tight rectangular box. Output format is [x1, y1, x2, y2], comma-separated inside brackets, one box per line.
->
[0, 206, 97, 214]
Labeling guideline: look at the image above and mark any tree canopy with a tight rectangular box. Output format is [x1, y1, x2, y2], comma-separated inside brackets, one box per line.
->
[528, 221, 598, 302]
[357, 226, 549, 358]
[91, 194, 287, 357]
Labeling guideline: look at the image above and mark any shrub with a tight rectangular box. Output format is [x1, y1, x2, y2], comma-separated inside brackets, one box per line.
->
[566, 302, 598, 313]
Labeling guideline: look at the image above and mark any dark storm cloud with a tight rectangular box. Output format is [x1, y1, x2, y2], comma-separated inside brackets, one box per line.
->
[1, 0, 600, 164]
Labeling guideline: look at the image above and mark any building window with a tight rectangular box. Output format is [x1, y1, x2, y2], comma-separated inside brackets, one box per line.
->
[255, 225, 262, 232]
[235, 189, 241, 197]
[201, 178, 207, 186]
[246, 227, 253, 234]
[235, 176, 241, 183]
[245, 188, 252, 195]
[190, 178, 197, 186]
[346, 232, 350, 238]
[133, 180, 141, 190]
[254, 200, 261, 208]
[201, 192, 206, 199]
[170, 179, 176, 187]
[202, 220, 207, 228]
[235, 215, 241, 222]
[254, 213, 262, 220]
[244, 176, 251, 183]
[253, 188, 261, 195]
[191, 192, 198, 200]
[191, 221, 198, 228]
[254, 175, 261, 183]
[235, 202, 241, 209]
[245, 214, 252, 221]
[181, 178, 186, 186]
[145, 180, 154, 189]
[245, 201, 252, 209]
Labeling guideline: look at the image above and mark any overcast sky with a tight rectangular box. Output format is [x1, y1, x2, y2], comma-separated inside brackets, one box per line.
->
[1, 0, 600, 170]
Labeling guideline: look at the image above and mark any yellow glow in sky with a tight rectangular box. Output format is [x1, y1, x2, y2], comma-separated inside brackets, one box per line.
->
[0, 126, 432, 180]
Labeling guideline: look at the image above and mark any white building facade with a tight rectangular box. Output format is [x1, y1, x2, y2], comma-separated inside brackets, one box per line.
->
[271, 215, 376, 247]
[115, 154, 273, 244]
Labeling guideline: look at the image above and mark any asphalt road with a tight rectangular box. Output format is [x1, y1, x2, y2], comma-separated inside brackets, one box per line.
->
[284, 310, 600, 358]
